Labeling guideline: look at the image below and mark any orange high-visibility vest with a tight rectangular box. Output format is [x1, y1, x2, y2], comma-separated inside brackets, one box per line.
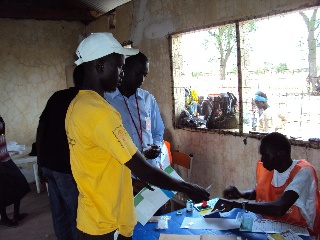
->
[255, 159, 320, 235]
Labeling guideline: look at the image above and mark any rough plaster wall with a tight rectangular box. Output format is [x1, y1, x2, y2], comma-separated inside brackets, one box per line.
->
[0, 19, 83, 145]
[86, 3, 134, 44]
[108, 0, 320, 197]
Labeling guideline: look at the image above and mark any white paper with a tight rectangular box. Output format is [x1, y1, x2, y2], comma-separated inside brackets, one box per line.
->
[181, 217, 241, 230]
[134, 166, 184, 225]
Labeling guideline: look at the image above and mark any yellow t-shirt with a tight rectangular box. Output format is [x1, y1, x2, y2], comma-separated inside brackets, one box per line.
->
[65, 90, 138, 237]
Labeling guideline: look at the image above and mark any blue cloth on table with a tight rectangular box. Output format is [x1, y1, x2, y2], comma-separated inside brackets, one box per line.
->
[133, 205, 313, 240]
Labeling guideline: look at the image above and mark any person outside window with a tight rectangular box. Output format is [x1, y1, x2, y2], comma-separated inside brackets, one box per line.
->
[201, 96, 215, 121]
[254, 90, 286, 133]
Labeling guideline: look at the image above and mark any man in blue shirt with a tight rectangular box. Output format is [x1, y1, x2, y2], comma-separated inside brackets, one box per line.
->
[105, 52, 169, 199]
[105, 52, 165, 168]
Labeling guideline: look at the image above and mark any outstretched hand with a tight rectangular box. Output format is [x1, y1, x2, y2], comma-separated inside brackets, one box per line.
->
[185, 182, 210, 203]
[143, 144, 161, 159]
[212, 198, 233, 212]
[223, 185, 242, 199]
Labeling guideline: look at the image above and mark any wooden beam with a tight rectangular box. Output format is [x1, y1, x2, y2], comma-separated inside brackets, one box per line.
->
[0, 6, 98, 22]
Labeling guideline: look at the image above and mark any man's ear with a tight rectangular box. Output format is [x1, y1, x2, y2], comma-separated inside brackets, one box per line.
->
[95, 60, 104, 74]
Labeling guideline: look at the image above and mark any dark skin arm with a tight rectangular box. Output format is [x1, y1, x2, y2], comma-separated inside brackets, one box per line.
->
[213, 186, 298, 216]
[125, 151, 210, 203]
[223, 185, 256, 200]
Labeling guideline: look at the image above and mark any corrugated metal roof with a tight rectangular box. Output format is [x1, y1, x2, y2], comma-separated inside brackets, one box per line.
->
[79, 0, 131, 13]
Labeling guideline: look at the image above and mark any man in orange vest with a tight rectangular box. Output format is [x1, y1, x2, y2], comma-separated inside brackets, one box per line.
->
[213, 132, 320, 236]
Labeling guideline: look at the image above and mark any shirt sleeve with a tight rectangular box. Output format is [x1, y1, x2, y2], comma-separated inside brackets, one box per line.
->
[39, 93, 55, 123]
[285, 167, 314, 205]
[285, 166, 317, 229]
[94, 111, 138, 165]
[151, 97, 164, 147]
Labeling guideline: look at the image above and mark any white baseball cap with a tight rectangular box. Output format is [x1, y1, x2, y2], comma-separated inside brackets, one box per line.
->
[75, 32, 139, 65]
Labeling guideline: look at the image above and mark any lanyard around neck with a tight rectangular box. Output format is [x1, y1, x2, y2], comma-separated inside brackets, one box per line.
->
[122, 93, 143, 146]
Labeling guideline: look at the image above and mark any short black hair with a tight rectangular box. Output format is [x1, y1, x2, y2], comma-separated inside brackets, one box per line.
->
[260, 132, 291, 156]
[124, 52, 148, 70]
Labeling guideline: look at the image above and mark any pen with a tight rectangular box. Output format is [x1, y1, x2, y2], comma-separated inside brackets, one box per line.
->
[206, 184, 213, 191]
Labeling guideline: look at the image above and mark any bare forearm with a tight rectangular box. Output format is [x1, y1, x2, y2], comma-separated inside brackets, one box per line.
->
[135, 162, 187, 193]
[215, 190, 298, 217]
[232, 200, 287, 216]
[241, 189, 256, 200]
[126, 151, 210, 203]
[152, 172, 189, 193]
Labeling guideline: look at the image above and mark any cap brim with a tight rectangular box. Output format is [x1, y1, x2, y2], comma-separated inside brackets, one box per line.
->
[119, 47, 139, 56]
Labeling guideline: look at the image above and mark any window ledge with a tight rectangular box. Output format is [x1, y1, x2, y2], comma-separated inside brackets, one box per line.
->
[176, 126, 320, 149]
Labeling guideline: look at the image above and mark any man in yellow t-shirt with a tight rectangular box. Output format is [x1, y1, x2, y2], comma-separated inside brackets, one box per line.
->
[66, 32, 210, 240]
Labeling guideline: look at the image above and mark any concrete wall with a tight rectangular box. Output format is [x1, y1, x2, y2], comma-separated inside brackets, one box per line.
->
[0, 19, 83, 145]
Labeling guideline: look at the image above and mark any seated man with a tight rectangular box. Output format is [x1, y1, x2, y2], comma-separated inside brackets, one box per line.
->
[213, 132, 320, 236]
[201, 97, 214, 121]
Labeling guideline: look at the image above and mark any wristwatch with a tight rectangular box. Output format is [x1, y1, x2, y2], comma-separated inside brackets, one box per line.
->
[242, 200, 249, 213]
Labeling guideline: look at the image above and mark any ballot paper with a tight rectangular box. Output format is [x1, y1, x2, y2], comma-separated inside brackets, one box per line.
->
[267, 229, 303, 240]
[134, 165, 183, 225]
[240, 218, 309, 236]
[180, 217, 241, 230]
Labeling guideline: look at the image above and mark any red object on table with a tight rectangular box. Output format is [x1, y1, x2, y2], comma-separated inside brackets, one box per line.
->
[201, 200, 208, 208]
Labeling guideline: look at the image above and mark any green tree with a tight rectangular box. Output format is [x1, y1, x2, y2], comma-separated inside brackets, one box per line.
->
[207, 25, 236, 80]
[300, 9, 320, 93]
[203, 22, 256, 80]
[275, 63, 288, 73]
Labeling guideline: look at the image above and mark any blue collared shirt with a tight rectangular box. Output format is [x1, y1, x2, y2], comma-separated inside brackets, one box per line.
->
[105, 88, 165, 167]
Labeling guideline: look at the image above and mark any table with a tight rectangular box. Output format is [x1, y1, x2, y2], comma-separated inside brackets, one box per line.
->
[133, 206, 313, 240]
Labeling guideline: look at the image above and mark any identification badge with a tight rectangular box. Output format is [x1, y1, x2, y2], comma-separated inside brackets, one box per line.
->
[146, 117, 151, 130]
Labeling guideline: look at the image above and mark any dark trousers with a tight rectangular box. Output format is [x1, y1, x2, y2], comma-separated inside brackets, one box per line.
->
[42, 167, 79, 240]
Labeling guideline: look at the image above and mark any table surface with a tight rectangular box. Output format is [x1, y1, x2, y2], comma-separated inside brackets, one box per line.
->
[133, 206, 313, 240]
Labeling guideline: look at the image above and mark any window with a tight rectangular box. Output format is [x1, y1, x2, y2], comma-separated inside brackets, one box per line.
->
[171, 6, 320, 142]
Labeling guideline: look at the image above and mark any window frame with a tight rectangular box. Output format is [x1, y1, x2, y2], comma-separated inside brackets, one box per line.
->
[168, 7, 320, 149]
